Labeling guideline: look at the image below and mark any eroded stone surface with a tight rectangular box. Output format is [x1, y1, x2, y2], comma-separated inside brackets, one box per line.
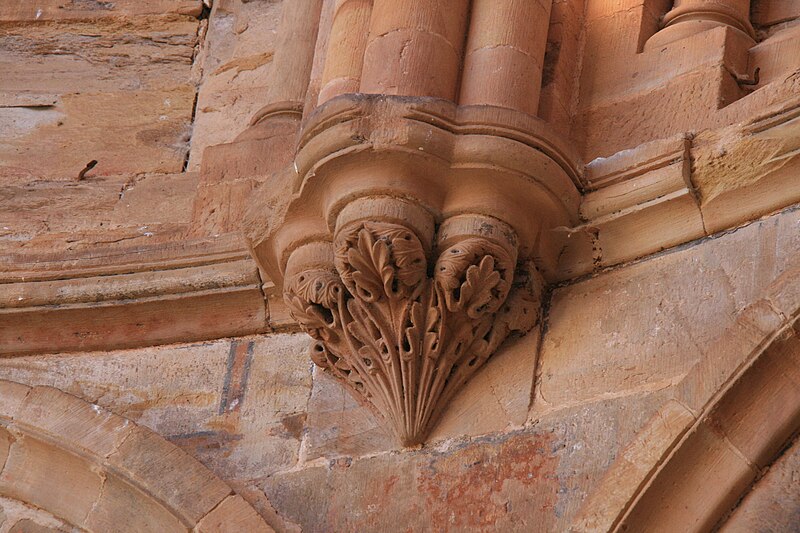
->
[0, 496, 74, 533]
[721, 434, 800, 533]
[537, 206, 800, 419]
[1, 0, 799, 529]
[262, 389, 670, 532]
[0, 334, 313, 480]
[0, 17, 200, 182]
[186, 0, 284, 171]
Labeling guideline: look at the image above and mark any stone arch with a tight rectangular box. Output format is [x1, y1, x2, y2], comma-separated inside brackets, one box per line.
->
[0, 381, 273, 533]
[572, 267, 800, 532]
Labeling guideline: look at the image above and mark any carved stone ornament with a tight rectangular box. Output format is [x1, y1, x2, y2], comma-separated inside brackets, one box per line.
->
[283, 212, 541, 445]
[246, 95, 580, 445]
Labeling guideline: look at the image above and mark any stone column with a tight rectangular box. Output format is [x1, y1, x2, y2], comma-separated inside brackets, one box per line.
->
[459, 0, 554, 116]
[647, 0, 755, 48]
[360, 0, 470, 100]
[264, 0, 324, 107]
[318, 0, 373, 105]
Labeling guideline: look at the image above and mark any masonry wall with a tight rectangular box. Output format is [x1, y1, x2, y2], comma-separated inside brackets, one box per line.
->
[0, 205, 796, 531]
[2, 1, 800, 531]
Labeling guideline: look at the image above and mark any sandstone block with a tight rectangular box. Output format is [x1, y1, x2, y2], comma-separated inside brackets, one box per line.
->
[108, 427, 232, 525]
[721, 436, 800, 532]
[0, 89, 195, 181]
[674, 299, 787, 413]
[8, 520, 65, 533]
[84, 475, 188, 533]
[194, 495, 274, 533]
[430, 330, 539, 442]
[0, 0, 202, 21]
[303, 371, 394, 461]
[619, 421, 758, 532]
[570, 399, 697, 532]
[707, 332, 800, 468]
[14, 386, 133, 459]
[0, 436, 103, 526]
[0, 427, 12, 471]
[0, 381, 30, 421]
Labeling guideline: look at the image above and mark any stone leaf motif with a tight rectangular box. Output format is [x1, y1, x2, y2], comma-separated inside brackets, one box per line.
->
[284, 221, 531, 445]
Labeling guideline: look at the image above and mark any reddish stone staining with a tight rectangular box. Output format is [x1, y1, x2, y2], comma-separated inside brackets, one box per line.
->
[316, 431, 561, 532]
[382, 474, 400, 496]
[417, 433, 560, 531]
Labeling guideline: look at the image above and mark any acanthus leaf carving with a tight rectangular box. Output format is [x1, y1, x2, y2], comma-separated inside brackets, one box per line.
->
[284, 217, 538, 446]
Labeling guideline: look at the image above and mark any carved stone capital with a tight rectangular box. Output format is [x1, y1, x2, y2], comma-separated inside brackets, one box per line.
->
[282, 198, 541, 445]
[246, 94, 578, 445]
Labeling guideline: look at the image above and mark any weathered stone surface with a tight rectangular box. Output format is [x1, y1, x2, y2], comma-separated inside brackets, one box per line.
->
[302, 369, 394, 462]
[263, 430, 560, 532]
[186, 1, 284, 171]
[15, 386, 133, 458]
[721, 434, 800, 533]
[0, 427, 12, 472]
[108, 427, 232, 524]
[0, 173, 197, 252]
[84, 475, 188, 533]
[429, 329, 540, 442]
[0, 341, 231, 434]
[0, 0, 202, 21]
[264, 389, 670, 532]
[0, 334, 314, 481]
[538, 206, 800, 419]
[621, 421, 758, 532]
[0, 88, 195, 182]
[173, 334, 314, 480]
[0, 381, 29, 421]
[195, 495, 275, 533]
[1, 0, 799, 529]
[85, 475, 187, 532]
[0, 379, 272, 532]
[571, 399, 697, 532]
[0, 436, 103, 526]
[707, 332, 800, 468]
[8, 519, 66, 533]
[0, 16, 200, 182]
[0, 497, 73, 533]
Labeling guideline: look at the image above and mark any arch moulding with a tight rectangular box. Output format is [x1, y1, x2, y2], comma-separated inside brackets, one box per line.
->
[572, 266, 800, 532]
[0, 380, 272, 533]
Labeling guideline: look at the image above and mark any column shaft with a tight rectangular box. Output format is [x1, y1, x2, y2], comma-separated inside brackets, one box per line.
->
[318, 0, 373, 105]
[360, 0, 469, 100]
[459, 0, 553, 116]
[266, 0, 324, 105]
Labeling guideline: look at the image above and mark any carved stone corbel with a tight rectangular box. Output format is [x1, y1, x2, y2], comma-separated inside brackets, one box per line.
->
[282, 197, 540, 444]
[246, 95, 580, 445]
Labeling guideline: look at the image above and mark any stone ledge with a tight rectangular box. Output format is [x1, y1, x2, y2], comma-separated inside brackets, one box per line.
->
[554, 98, 800, 281]
[0, 237, 269, 356]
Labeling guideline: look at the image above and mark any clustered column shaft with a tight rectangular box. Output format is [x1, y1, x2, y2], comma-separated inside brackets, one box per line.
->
[265, 0, 324, 106]
[318, 0, 373, 105]
[318, 0, 557, 116]
[459, 0, 553, 116]
[360, 0, 470, 100]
